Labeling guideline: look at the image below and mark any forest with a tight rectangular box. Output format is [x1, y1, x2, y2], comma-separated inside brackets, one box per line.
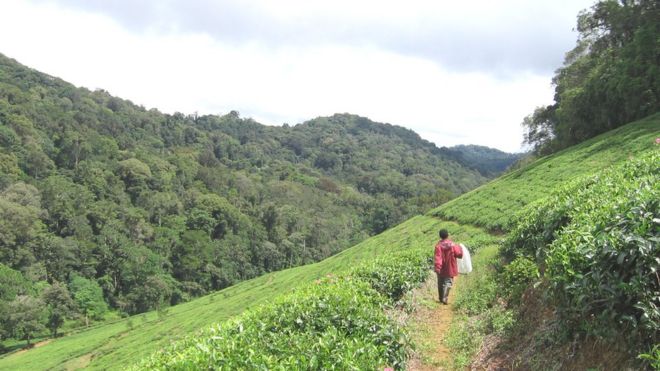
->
[0, 52, 522, 343]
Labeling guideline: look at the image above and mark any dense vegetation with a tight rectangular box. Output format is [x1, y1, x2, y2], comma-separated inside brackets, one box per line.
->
[1, 0, 657, 367]
[0, 51, 495, 340]
[443, 150, 659, 369]
[522, 0, 659, 154]
[132, 222, 498, 370]
[505, 150, 659, 349]
[1, 111, 656, 369]
[429, 140, 659, 369]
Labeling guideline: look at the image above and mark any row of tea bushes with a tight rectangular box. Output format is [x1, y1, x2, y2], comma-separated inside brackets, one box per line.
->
[505, 150, 659, 348]
[133, 250, 429, 370]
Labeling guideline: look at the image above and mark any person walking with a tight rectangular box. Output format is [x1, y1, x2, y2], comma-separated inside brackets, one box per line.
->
[434, 229, 463, 304]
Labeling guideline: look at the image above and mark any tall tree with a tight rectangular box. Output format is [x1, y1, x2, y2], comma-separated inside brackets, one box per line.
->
[7, 295, 46, 346]
[68, 275, 107, 327]
[41, 282, 76, 337]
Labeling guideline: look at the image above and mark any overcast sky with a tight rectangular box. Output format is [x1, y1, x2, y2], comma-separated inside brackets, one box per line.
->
[0, 0, 595, 152]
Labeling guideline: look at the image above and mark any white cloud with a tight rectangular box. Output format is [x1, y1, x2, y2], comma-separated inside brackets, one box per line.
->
[0, 0, 587, 152]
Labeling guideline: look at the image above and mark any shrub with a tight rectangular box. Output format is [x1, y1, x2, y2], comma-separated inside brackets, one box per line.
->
[638, 344, 660, 370]
[484, 306, 516, 336]
[498, 256, 539, 306]
[135, 278, 408, 370]
[349, 250, 429, 303]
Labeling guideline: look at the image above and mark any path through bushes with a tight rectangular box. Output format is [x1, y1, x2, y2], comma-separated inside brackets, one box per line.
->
[407, 272, 463, 370]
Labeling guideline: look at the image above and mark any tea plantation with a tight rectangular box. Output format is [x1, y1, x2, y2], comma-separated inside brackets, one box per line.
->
[1, 114, 657, 369]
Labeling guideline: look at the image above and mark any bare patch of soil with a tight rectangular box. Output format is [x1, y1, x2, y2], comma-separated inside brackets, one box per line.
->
[13, 339, 52, 356]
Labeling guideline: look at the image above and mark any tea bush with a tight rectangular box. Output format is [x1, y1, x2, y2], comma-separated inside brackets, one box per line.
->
[350, 249, 429, 303]
[133, 249, 432, 370]
[498, 256, 539, 306]
[505, 151, 659, 347]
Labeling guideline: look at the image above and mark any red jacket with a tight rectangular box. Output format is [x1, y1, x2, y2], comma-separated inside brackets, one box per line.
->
[434, 239, 463, 278]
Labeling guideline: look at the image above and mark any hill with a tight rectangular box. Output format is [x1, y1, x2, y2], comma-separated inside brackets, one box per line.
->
[2, 109, 656, 369]
[0, 51, 490, 329]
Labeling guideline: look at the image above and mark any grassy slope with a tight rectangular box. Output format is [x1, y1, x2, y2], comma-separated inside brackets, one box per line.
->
[431, 113, 660, 230]
[1, 114, 657, 370]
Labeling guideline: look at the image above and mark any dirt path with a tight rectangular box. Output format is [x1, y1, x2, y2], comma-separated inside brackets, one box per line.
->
[407, 272, 462, 370]
[13, 339, 52, 356]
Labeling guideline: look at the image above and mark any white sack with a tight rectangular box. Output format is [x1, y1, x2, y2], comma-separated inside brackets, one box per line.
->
[457, 243, 472, 274]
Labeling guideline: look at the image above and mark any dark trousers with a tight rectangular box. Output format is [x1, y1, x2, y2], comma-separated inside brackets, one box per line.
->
[436, 273, 453, 302]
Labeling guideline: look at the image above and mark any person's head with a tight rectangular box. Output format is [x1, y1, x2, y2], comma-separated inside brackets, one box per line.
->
[439, 229, 449, 240]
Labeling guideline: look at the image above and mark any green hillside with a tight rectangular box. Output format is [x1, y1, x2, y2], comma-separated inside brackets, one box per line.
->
[0, 52, 494, 336]
[431, 113, 660, 230]
[2, 111, 656, 369]
[131, 116, 658, 370]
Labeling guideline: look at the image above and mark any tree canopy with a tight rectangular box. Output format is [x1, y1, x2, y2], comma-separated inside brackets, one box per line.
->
[523, 0, 659, 154]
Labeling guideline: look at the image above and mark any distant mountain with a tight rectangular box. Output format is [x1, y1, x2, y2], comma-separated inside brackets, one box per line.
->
[440, 144, 527, 177]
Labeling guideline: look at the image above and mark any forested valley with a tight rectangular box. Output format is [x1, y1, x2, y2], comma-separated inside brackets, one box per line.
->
[0, 53, 521, 342]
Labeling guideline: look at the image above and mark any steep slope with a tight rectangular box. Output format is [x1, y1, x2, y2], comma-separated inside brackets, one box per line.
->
[2, 112, 655, 370]
[131, 114, 658, 370]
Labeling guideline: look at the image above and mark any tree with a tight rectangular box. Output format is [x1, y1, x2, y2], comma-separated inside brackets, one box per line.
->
[0, 52, 497, 317]
[117, 245, 167, 313]
[192, 193, 244, 240]
[521, 105, 558, 155]
[0, 195, 45, 269]
[41, 282, 76, 337]
[0, 264, 31, 339]
[40, 236, 79, 283]
[39, 175, 93, 236]
[56, 130, 91, 169]
[117, 158, 152, 201]
[124, 275, 173, 314]
[172, 230, 213, 288]
[23, 143, 54, 179]
[0, 152, 22, 188]
[141, 192, 181, 227]
[366, 194, 401, 234]
[68, 275, 108, 327]
[7, 295, 46, 346]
